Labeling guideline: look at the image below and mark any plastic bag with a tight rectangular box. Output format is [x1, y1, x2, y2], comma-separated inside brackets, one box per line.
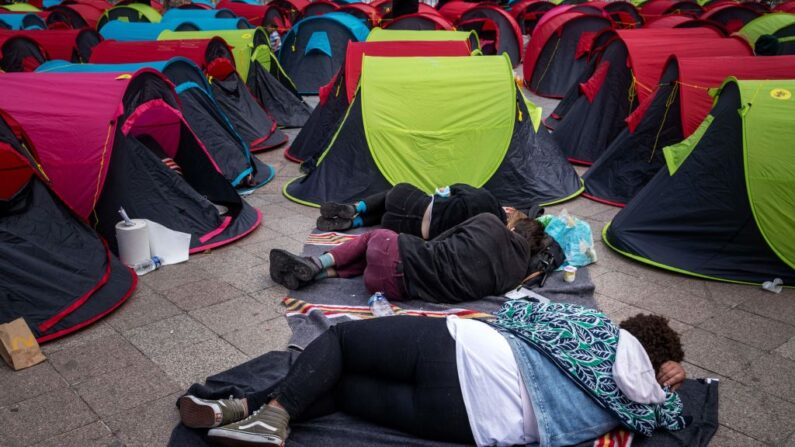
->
[541, 209, 597, 269]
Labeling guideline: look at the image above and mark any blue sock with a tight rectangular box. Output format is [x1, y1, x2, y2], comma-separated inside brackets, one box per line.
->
[352, 216, 364, 228]
[317, 253, 335, 269]
[355, 201, 367, 214]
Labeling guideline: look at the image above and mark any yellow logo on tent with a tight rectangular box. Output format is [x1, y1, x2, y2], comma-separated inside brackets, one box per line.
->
[770, 88, 792, 100]
[115, 74, 132, 80]
[242, 33, 252, 39]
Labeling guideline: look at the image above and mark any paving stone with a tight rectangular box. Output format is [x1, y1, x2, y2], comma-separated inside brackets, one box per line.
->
[588, 206, 620, 223]
[699, 308, 795, 351]
[0, 388, 96, 446]
[105, 392, 181, 447]
[234, 221, 286, 246]
[213, 260, 273, 293]
[75, 359, 180, 418]
[149, 337, 248, 388]
[188, 246, 269, 274]
[124, 314, 217, 358]
[710, 425, 767, 447]
[222, 316, 291, 358]
[240, 235, 305, 260]
[592, 271, 665, 305]
[48, 333, 149, 385]
[681, 361, 723, 380]
[774, 336, 795, 362]
[190, 296, 279, 335]
[680, 280, 765, 307]
[681, 328, 766, 378]
[140, 262, 217, 292]
[161, 278, 245, 311]
[249, 285, 291, 313]
[104, 286, 182, 333]
[264, 213, 317, 236]
[40, 321, 118, 355]
[736, 352, 795, 405]
[0, 362, 65, 407]
[32, 421, 118, 447]
[594, 293, 630, 320]
[635, 287, 722, 326]
[546, 197, 609, 219]
[740, 288, 795, 327]
[718, 378, 795, 445]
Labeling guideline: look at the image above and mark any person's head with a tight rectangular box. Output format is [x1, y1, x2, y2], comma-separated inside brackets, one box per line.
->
[510, 216, 546, 255]
[266, 23, 278, 33]
[620, 313, 684, 374]
[505, 207, 528, 229]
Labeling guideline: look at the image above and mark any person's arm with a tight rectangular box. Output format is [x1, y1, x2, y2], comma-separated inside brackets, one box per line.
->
[657, 361, 686, 391]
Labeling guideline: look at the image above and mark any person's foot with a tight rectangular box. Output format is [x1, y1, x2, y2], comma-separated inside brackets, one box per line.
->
[179, 395, 248, 428]
[316, 216, 352, 232]
[269, 249, 321, 290]
[208, 404, 289, 447]
[320, 202, 356, 219]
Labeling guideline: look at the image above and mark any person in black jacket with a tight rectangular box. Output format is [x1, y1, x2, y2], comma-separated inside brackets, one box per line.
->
[316, 183, 528, 240]
[270, 213, 546, 303]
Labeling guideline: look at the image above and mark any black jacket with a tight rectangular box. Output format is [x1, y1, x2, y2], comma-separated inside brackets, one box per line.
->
[399, 213, 531, 303]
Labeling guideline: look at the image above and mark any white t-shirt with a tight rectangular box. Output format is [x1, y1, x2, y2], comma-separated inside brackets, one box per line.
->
[447, 317, 666, 447]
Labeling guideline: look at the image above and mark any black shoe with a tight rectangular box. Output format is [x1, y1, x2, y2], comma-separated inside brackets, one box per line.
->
[320, 202, 356, 219]
[316, 216, 353, 232]
[269, 249, 321, 290]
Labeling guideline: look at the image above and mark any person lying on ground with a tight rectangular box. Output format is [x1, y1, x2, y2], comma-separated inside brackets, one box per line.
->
[178, 303, 688, 447]
[270, 212, 547, 303]
[316, 183, 531, 239]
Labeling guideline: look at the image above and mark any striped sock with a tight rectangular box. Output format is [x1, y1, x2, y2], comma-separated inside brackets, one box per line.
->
[317, 253, 335, 269]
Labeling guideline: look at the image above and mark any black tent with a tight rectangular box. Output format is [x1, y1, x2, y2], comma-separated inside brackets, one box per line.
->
[0, 111, 137, 343]
[604, 78, 795, 284]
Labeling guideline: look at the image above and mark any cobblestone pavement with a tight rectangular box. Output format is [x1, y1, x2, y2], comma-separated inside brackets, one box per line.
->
[1, 94, 793, 447]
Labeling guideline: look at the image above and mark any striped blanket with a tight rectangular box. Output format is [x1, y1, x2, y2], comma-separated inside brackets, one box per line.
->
[282, 297, 492, 320]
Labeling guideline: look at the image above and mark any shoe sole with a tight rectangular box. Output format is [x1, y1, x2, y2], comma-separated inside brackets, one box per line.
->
[269, 249, 317, 290]
[316, 217, 352, 232]
[179, 395, 219, 429]
[320, 202, 356, 219]
[208, 428, 284, 447]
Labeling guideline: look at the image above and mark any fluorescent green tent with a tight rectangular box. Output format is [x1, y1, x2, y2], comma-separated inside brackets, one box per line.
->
[159, 27, 310, 127]
[284, 54, 582, 208]
[604, 77, 795, 284]
[97, 3, 162, 30]
[736, 12, 795, 47]
[0, 3, 41, 12]
[366, 28, 480, 52]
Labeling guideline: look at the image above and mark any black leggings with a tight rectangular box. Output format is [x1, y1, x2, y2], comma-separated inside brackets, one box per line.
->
[246, 317, 474, 444]
[359, 184, 432, 237]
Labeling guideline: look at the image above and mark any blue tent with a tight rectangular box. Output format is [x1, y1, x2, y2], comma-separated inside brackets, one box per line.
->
[167, 17, 253, 30]
[36, 58, 275, 193]
[0, 13, 46, 30]
[161, 7, 237, 21]
[99, 21, 176, 41]
[279, 12, 370, 94]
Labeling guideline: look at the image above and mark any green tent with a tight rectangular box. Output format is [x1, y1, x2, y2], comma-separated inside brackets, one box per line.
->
[0, 3, 41, 12]
[736, 12, 795, 47]
[604, 77, 795, 284]
[366, 28, 480, 53]
[284, 54, 582, 209]
[159, 27, 310, 127]
[97, 3, 162, 30]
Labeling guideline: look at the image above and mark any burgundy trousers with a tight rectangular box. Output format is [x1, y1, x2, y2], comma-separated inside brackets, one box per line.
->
[329, 229, 407, 300]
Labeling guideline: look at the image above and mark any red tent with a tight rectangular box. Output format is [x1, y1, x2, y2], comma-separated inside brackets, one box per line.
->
[371, 0, 437, 18]
[0, 33, 46, 71]
[90, 37, 231, 67]
[644, 14, 728, 33]
[0, 70, 261, 252]
[523, 10, 613, 97]
[510, 0, 555, 34]
[0, 28, 101, 62]
[384, 12, 453, 30]
[300, 0, 338, 18]
[339, 3, 380, 26]
[438, 1, 477, 22]
[699, 3, 760, 32]
[640, 0, 704, 19]
[775, 2, 795, 13]
[46, 0, 111, 29]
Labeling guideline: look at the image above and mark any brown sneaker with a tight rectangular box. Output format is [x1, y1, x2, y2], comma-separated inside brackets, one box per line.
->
[208, 404, 289, 446]
[179, 395, 248, 428]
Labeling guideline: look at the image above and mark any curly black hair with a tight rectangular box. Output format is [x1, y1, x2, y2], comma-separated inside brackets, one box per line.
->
[619, 314, 684, 374]
[511, 218, 547, 255]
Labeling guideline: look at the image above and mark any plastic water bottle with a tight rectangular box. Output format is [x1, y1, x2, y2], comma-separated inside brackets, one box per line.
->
[435, 186, 451, 198]
[368, 292, 394, 317]
[133, 256, 162, 276]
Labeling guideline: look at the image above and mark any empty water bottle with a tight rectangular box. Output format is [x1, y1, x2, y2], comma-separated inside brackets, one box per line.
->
[368, 292, 394, 317]
[133, 256, 162, 276]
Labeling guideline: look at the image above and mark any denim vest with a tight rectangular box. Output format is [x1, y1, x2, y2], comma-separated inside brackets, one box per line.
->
[501, 331, 620, 447]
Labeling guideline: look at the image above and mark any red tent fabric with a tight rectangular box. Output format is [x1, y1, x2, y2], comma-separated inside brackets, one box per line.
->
[671, 55, 795, 135]
[90, 38, 233, 68]
[47, 3, 108, 28]
[338, 3, 379, 25]
[617, 29, 750, 102]
[640, 0, 704, 19]
[341, 40, 472, 103]
[215, 1, 268, 24]
[459, 5, 523, 59]
[385, 12, 453, 30]
[699, 3, 760, 32]
[300, 0, 339, 18]
[775, 1, 795, 13]
[438, 1, 477, 22]
[0, 29, 100, 61]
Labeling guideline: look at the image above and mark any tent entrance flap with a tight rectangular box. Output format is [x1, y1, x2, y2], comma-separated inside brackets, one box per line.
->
[360, 55, 515, 193]
[305, 31, 331, 56]
[737, 79, 795, 269]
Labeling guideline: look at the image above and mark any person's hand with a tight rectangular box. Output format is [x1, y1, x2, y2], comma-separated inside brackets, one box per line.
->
[657, 361, 686, 391]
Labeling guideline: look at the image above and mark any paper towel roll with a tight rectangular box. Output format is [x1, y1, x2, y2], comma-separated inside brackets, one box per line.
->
[116, 219, 150, 267]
